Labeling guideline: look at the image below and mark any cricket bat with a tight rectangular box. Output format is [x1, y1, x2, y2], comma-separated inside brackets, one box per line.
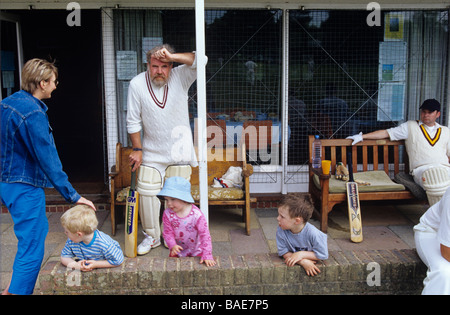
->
[124, 169, 139, 258]
[346, 150, 363, 243]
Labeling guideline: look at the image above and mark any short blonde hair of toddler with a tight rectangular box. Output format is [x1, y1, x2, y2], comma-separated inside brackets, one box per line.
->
[61, 205, 98, 234]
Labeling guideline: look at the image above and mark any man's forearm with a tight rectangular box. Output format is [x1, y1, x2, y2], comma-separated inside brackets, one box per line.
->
[441, 244, 450, 262]
[129, 132, 142, 149]
[362, 129, 390, 140]
[128, 132, 143, 171]
[172, 52, 195, 66]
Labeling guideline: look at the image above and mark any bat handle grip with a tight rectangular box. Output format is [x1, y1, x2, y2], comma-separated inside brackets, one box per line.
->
[347, 149, 354, 182]
[130, 165, 137, 190]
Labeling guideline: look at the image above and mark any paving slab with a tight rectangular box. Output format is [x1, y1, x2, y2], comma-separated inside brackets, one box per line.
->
[333, 226, 411, 251]
[230, 228, 270, 255]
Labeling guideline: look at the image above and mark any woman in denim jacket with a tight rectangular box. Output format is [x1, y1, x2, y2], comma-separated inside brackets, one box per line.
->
[1, 58, 95, 295]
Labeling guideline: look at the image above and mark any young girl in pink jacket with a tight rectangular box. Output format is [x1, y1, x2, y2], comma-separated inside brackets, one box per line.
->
[159, 176, 216, 267]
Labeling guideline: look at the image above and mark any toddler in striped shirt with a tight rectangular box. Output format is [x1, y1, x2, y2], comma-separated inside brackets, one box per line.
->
[60, 205, 124, 271]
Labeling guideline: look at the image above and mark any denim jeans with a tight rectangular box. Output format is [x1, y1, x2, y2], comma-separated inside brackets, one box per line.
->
[1, 182, 48, 295]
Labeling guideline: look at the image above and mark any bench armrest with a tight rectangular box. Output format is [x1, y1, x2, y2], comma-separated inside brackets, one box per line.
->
[109, 165, 118, 178]
[310, 164, 331, 180]
[243, 164, 253, 177]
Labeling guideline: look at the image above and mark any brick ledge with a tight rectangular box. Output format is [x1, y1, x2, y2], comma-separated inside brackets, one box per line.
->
[36, 249, 426, 295]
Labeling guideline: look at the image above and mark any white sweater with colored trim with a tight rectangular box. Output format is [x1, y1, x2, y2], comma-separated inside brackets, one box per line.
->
[388, 120, 450, 171]
[126, 56, 204, 176]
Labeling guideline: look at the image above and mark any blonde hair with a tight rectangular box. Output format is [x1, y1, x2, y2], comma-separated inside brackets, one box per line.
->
[21, 58, 58, 93]
[60, 205, 98, 234]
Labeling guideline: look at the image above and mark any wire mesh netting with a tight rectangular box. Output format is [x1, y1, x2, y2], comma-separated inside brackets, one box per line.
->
[111, 8, 449, 188]
[286, 10, 448, 184]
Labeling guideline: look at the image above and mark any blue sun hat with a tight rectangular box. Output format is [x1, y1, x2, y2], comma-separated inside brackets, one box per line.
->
[158, 176, 194, 203]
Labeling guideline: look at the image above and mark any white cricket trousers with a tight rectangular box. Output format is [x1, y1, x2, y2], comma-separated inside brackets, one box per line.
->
[414, 224, 450, 295]
[137, 166, 163, 240]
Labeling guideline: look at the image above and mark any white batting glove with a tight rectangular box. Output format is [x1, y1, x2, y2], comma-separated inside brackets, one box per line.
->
[346, 132, 363, 145]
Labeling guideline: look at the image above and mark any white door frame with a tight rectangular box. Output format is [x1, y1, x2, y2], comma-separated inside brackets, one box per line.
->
[0, 12, 24, 100]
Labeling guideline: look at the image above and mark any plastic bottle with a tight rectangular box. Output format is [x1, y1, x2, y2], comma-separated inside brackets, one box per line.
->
[312, 135, 322, 168]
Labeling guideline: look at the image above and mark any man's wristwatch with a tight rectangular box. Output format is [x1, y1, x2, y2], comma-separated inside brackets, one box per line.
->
[133, 148, 142, 151]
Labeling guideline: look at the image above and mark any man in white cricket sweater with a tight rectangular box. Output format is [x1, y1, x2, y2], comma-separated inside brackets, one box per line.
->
[347, 99, 450, 206]
[349, 99, 450, 295]
[414, 188, 450, 294]
[127, 44, 205, 255]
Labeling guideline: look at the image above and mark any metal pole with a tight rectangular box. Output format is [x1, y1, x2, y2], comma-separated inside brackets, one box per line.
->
[195, 0, 209, 224]
[281, 9, 289, 194]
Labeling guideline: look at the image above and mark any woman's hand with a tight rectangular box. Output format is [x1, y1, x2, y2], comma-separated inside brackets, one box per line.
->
[76, 196, 96, 211]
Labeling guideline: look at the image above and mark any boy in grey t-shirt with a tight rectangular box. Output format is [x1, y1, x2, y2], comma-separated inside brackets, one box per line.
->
[276, 194, 328, 276]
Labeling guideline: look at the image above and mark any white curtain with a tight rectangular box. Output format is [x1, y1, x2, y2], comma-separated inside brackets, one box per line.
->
[405, 11, 448, 121]
[113, 10, 163, 145]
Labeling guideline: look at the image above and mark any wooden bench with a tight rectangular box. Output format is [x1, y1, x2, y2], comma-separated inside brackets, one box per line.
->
[109, 143, 256, 236]
[109, 143, 133, 236]
[190, 144, 257, 236]
[308, 135, 422, 233]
